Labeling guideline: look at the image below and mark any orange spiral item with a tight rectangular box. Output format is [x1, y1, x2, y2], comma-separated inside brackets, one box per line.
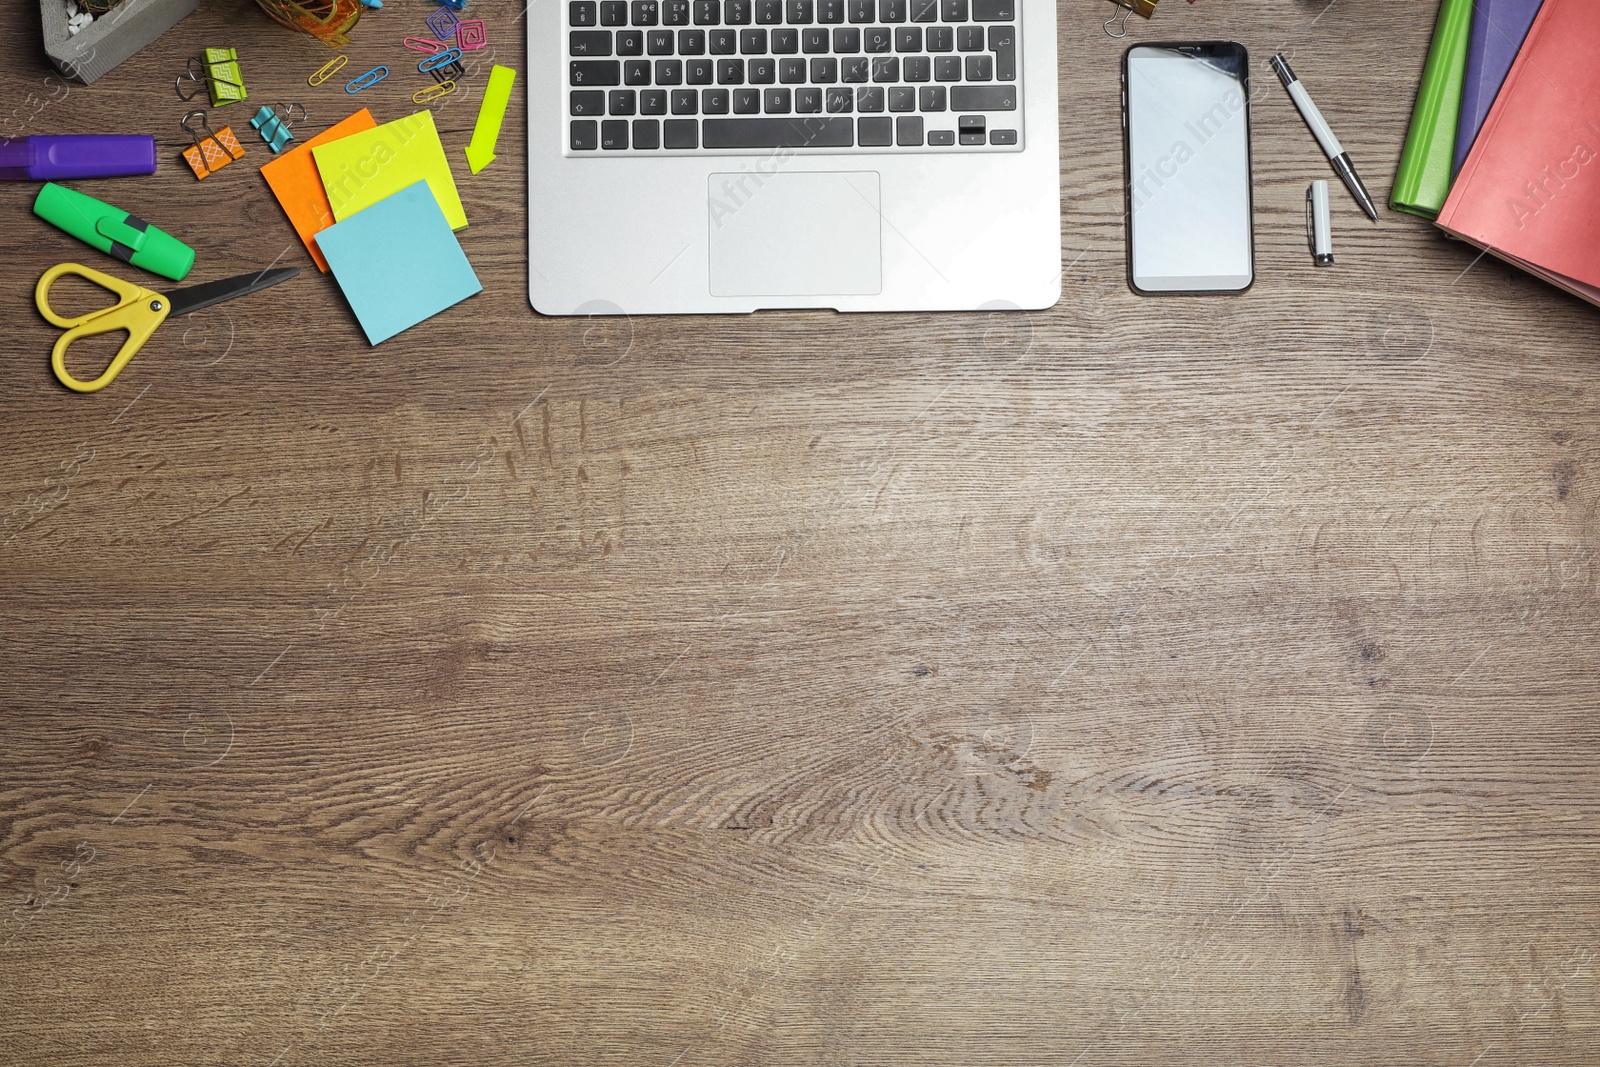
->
[252, 0, 364, 48]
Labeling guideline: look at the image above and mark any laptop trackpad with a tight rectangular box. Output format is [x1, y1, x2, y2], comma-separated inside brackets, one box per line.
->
[708, 171, 883, 298]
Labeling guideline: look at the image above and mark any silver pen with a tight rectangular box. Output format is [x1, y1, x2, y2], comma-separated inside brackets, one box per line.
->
[1271, 54, 1379, 222]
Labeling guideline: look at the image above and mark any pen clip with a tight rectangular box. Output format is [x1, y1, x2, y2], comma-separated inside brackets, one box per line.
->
[1306, 186, 1316, 256]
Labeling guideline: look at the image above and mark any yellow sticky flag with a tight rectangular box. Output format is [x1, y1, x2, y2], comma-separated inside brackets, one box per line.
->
[311, 109, 468, 231]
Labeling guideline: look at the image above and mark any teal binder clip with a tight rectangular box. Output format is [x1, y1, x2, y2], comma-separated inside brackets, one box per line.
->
[250, 103, 305, 153]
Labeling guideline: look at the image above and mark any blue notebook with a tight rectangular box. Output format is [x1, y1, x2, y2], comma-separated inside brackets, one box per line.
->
[1453, 0, 1544, 177]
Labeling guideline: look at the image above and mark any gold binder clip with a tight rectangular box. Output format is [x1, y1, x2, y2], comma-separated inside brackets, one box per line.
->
[1105, 0, 1157, 38]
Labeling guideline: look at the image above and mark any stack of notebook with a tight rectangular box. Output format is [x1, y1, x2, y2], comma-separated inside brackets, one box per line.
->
[1391, 0, 1600, 308]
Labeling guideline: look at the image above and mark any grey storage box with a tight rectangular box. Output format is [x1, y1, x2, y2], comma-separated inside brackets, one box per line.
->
[41, 0, 199, 85]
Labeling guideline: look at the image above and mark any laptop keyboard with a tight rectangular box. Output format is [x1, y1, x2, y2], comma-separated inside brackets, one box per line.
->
[566, 0, 1022, 153]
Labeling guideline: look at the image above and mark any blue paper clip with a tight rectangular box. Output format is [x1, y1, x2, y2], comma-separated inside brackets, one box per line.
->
[345, 66, 389, 94]
[418, 48, 463, 74]
[250, 103, 304, 153]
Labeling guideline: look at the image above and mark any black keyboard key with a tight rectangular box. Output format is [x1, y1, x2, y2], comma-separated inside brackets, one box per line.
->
[880, 0, 906, 21]
[665, 0, 692, 22]
[571, 60, 622, 85]
[764, 87, 792, 112]
[896, 114, 923, 144]
[702, 87, 730, 111]
[796, 86, 823, 111]
[834, 27, 860, 51]
[889, 85, 915, 110]
[811, 57, 838, 82]
[703, 116, 854, 146]
[601, 119, 629, 148]
[571, 89, 606, 115]
[617, 29, 645, 53]
[624, 59, 652, 83]
[848, 0, 873, 21]
[570, 30, 613, 56]
[633, 117, 661, 147]
[687, 57, 714, 82]
[748, 58, 776, 82]
[780, 57, 807, 82]
[772, 28, 799, 53]
[818, 0, 845, 21]
[956, 25, 983, 51]
[802, 27, 829, 51]
[664, 118, 698, 147]
[864, 26, 892, 52]
[989, 25, 1016, 80]
[571, 119, 599, 148]
[694, 0, 719, 22]
[964, 54, 991, 81]
[725, 0, 752, 22]
[872, 56, 898, 81]
[842, 56, 870, 82]
[940, 0, 965, 19]
[903, 56, 929, 81]
[601, 0, 627, 23]
[950, 84, 1014, 109]
[740, 28, 767, 53]
[609, 88, 638, 113]
[990, 128, 1016, 144]
[788, 0, 814, 21]
[825, 86, 853, 111]
[971, 0, 1011, 19]
[710, 28, 737, 52]
[925, 26, 952, 50]
[910, 0, 937, 20]
[928, 128, 953, 144]
[641, 88, 669, 112]
[733, 87, 761, 112]
[756, 0, 783, 21]
[632, 0, 659, 23]
[571, 1, 599, 25]
[933, 56, 960, 81]
[672, 88, 699, 112]
[958, 114, 984, 144]
[648, 29, 675, 53]
[718, 58, 745, 82]
[918, 84, 945, 110]
[858, 115, 892, 145]
[680, 28, 707, 53]
[656, 59, 683, 83]
[894, 27, 921, 51]
[857, 85, 885, 111]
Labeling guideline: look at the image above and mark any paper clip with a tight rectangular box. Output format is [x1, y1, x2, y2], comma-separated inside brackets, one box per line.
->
[414, 81, 457, 104]
[418, 48, 463, 74]
[456, 20, 488, 51]
[180, 110, 245, 180]
[345, 66, 389, 93]
[404, 36, 444, 54]
[426, 6, 461, 41]
[308, 55, 349, 87]
[251, 102, 306, 153]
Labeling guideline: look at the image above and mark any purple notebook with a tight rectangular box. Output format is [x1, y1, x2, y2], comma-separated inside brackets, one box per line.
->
[1453, 0, 1544, 177]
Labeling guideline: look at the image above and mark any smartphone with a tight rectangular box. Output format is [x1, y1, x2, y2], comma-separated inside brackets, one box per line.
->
[1121, 42, 1255, 295]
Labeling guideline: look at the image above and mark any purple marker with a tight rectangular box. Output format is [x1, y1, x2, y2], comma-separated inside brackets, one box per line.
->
[0, 135, 157, 181]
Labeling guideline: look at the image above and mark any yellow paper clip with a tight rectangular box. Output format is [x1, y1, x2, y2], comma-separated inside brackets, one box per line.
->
[308, 54, 349, 87]
[414, 80, 457, 104]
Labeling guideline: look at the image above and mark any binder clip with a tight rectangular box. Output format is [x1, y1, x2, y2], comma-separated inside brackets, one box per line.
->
[345, 66, 389, 93]
[176, 47, 248, 107]
[180, 110, 245, 180]
[414, 81, 457, 104]
[1104, 0, 1157, 38]
[251, 103, 306, 153]
[308, 55, 349, 87]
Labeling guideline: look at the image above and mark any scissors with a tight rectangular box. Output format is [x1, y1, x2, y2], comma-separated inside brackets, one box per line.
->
[35, 262, 299, 393]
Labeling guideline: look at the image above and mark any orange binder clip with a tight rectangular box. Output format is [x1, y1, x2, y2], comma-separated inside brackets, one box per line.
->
[181, 110, 245, 179]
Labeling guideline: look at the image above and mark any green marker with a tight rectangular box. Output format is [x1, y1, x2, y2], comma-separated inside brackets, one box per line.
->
[32, 182, 195, 282]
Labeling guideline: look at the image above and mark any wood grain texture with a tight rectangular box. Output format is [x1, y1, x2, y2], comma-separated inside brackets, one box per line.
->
[2, 1, 1598, 1064]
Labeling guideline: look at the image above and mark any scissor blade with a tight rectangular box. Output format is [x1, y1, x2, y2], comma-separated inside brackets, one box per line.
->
[165, 268, 300, 318]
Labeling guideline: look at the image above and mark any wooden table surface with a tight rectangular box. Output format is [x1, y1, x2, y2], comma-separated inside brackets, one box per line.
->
[3, 1, 1598, 1064]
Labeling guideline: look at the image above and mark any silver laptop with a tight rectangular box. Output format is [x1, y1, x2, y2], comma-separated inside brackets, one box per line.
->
[528, 0, 1060, 315]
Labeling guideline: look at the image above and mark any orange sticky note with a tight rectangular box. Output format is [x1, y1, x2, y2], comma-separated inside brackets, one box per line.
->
[260, 108, 378, 272]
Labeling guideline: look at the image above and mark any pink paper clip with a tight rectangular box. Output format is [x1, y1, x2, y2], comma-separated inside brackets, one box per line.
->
[404, 36, 444, 54]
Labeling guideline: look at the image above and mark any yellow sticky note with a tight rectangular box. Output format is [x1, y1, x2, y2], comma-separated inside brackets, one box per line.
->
[311, 110, 467, 231]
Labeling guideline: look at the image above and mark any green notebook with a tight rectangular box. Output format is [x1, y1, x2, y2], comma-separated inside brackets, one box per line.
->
[1390, 0, 1475, 219]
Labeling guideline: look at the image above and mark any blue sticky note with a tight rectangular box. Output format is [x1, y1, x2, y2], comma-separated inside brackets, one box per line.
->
[315, 180, 482, 345]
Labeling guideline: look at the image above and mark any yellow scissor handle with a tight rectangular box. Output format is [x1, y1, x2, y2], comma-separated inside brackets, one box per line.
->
[36, 263, 171, 394]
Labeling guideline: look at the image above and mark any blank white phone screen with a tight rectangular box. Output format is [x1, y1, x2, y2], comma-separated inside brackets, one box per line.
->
[1126, 46, 1253, 292]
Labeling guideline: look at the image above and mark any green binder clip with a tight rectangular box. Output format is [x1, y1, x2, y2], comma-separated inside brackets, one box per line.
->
[175, 47, 247, 108]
